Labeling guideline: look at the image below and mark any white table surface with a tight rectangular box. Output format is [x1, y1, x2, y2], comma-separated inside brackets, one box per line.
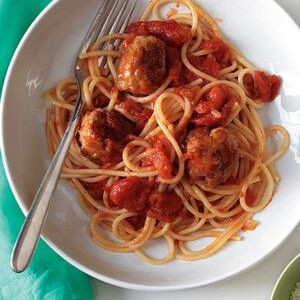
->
[93, 1, 300, 298]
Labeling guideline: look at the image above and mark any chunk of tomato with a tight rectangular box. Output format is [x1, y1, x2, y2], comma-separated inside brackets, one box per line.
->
[147, 191, 183, 222]
[254, 71, 281, 102]
[148, 136, 173, 180]
[126, 20, 190, 47]
[109, 177, 152, 213]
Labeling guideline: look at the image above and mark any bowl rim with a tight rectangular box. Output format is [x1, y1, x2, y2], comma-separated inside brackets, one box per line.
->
[270, 253, 300, 299]
[1, 0, 300, 291]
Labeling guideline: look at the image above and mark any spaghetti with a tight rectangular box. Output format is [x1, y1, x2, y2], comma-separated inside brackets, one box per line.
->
[45, 0, 290, 264]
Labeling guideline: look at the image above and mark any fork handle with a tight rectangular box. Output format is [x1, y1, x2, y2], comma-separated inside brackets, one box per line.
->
[11, 81, 83, 273]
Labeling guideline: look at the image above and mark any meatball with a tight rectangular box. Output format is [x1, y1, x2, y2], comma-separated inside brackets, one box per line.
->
[185, 127, 239, 186]
[117, 35, 167, 96]
[78, 109, 135, 163]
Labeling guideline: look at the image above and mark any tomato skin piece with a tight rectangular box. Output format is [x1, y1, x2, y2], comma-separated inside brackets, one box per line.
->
[201, 37, 231, 67]
[126, 20, 190, 47]
[81, 181, 106, 200]
[147, 191, 183, 222]
[127, 215, 146, 230]
[109, 177, 152, 213]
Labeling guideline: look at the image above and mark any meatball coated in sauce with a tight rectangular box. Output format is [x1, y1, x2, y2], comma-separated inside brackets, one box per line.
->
[117, 35, 167, 96]
[78, 109, 135, 164]
[185, 127, 239, 186]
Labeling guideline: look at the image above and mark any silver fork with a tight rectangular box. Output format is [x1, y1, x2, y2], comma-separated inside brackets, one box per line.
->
[11, 0, 136, 273]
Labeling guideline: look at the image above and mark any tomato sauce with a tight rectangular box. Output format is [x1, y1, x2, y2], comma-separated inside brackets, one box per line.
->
[242, 219, 257, 231]
[172, 85, 199, 102]
[166, 46, 182, 83]
[195, 84, 228, 114]
[152, 139, 172, 180]
[147, 191, 183, 222]
[146, 135, 173, 180]
[94, 93, 110, 108]
[180, 207, 193, 219]
[126, 20, 190, 47]
[192, 84, 235, 127]
[109, 177, 184, 222]
[254, 71, 281, 102]
[101, 145, 123, 168]
[182, 37, 231, 83]
[127, 215, 146, 230]
[185, 55, 221, 81]
[118, 98, 153, 128]
[81, 180, 106, 200]
[224, 175, 240, 185]
[243, 73, 256, 98]
[243, 71, 281, 102]
[245, 189, 256, 206]
[110, 177, 152, 213]
[121, 33, 137, 50]
[201, 37, 231, 67]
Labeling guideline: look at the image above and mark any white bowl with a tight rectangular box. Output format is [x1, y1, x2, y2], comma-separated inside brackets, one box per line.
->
[1, 0, 300, 291]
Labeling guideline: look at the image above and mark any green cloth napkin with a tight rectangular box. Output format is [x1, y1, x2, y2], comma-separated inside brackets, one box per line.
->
[0, 1, 93, 299]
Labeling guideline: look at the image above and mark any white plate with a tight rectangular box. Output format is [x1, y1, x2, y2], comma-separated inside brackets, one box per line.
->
[1, 0, 300, 291]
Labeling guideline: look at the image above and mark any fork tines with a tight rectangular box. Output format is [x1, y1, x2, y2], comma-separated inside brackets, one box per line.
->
[98, 0, 137, 67]
[79, 0, 136, 58]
